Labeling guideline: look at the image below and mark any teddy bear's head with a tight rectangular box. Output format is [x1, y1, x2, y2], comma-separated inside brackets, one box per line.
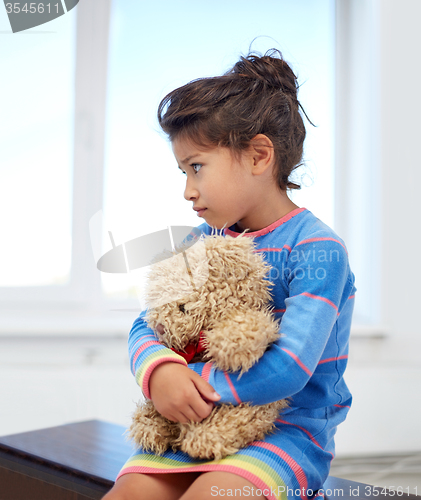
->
[143, 233, 274, 353]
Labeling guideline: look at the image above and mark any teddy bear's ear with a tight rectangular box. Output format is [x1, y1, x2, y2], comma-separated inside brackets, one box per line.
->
[144, 237, 210, 309]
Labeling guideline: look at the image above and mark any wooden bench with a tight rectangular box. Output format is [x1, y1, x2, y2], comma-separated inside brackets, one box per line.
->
[0, 420, 418, 500]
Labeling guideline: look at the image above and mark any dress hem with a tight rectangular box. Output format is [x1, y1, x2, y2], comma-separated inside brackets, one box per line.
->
[116, 464, 287, 500]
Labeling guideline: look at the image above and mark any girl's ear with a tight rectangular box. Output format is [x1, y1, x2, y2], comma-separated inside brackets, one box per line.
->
[248, 134, 275, 174]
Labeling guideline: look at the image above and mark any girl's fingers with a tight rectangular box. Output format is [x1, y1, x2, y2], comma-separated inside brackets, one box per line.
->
[180, 404, 204, 423]
[193, 376, 221, 402]
[149, 361, 217, 422]
[189, 403, 212, 422]
[177, 410, 195, 424]
[192, 399, 214, 420]
[172, 399, 212, 423]
[178, 404, 212, 423]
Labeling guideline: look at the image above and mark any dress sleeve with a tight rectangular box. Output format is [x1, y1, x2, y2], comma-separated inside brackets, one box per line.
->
[128, 224, 214, 399]
[189, 237, 355, 406]
[128, 310, 188, 400]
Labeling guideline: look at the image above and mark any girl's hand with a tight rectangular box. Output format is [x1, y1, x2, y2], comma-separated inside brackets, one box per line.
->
[149, 361, 221, 423]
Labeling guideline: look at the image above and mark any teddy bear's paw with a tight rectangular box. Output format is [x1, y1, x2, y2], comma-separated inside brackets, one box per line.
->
[172, 403, 279, 461]
[184, 401, 288, 459]
[176, 422, 241, 460]
[181, 439, 240, 461]
[127, 401, 180, 455]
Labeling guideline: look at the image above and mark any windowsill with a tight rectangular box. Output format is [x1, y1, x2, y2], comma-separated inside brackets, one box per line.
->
[348, 324, 390, 339]
[0, 308, 141, 337]
[0, 308, 389, 339]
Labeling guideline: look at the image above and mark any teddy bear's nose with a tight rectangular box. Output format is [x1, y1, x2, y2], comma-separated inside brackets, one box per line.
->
[179, 304, 186, 313]
[156, 324, 165, 335]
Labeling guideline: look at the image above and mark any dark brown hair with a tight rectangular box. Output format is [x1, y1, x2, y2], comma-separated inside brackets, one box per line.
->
[157, 49, 314, 191]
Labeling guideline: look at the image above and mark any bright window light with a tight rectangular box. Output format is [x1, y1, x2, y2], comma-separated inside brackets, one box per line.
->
[104, 0, 335, 298]
[0, 9, 76, 287]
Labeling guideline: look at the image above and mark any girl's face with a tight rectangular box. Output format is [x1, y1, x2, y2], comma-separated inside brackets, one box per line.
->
[172, 136, 262, 231]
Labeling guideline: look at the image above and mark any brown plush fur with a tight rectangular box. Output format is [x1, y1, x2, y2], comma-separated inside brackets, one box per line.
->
[127, 231, 288, 460]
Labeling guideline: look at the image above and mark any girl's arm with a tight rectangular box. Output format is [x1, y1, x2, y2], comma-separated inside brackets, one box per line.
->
[188, 237, 356, 406]
[128, 311, 220, 422]
[128, 310, 189, 400]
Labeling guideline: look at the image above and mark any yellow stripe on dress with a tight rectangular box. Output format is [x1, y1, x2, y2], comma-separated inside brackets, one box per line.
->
[134, 349, 187, 386]
[125, 452, 287, 500]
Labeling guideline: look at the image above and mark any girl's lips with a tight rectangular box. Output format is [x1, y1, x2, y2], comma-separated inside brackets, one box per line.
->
[196, 209, 207, 217]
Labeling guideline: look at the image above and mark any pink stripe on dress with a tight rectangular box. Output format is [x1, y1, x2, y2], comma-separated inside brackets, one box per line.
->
[117, 465, 281, 500]
[276, 419, 323, 449]
[250, 442, 308, 500]
[141, 357, 187, 400]
[131, 340, 163, 374]
[296, 237, 348, 254]
[301, 292, 338, 311]
[201, 363, 212, 382]
[256, 244, 292, 254]
[281, 348, 312, 377]
[224, 207, 307, 238]
[223, 371, 242, 404]
[318, 355, 348, 365]
[129, 335, 156, 359]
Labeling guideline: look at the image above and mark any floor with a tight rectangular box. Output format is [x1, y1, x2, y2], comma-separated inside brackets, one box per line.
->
[330, 452, 421, 495]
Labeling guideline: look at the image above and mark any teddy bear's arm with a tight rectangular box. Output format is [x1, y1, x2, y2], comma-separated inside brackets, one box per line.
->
[203, 308, 280, 374]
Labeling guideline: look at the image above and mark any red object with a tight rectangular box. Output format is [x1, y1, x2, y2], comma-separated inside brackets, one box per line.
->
[170, 331, 207, 363]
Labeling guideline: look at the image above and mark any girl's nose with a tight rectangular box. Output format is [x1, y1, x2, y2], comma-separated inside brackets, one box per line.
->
[184, 177, 199, 201]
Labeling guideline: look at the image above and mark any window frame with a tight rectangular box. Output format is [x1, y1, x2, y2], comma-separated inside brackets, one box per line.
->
[1, 0, 382, 337]
[0, 0, 142, 336]
[334, 0, 386, 337]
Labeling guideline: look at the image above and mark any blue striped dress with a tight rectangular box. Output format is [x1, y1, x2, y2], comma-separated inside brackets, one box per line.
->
[117, 207, 357, 500]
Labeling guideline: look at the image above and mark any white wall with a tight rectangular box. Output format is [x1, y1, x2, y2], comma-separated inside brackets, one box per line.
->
[0, 334, 141, 437]
[378, 0, 421, 339]
[334, 0, 421, 456]
[2, 332, 420, 457]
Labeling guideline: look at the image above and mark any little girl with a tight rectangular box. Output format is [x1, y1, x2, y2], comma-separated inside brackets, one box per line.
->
[103, 49, 356, 500]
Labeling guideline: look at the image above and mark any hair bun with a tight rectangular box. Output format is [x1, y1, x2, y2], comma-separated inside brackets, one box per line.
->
[229, 49, 299, 100]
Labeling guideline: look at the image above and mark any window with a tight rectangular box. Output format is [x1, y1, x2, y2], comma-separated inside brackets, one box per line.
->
[102, 0, 336, 303]
[4, 0, 375, 334]
[0, 8, 76, 288]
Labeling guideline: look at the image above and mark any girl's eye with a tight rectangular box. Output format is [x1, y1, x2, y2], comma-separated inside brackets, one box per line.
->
[191, 163, 202, 174]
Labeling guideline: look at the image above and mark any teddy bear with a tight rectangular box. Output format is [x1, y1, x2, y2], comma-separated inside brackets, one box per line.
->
[127, 230, 288, 460]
